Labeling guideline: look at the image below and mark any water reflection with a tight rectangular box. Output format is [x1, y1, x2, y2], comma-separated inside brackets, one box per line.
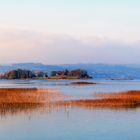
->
[0, 103, 45, 117]
[0, 101, 140, 118]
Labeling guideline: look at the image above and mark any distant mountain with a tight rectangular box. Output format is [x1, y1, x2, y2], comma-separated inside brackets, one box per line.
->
[61, 64, 140, 79]
[0, 63, 63, 74]
[0, 63, 140, 79]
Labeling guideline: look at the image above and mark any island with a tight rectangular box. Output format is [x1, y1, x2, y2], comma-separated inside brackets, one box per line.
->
[0, 69, 92, 80]
[48, 69, 92, 79]
[0, 69, 48, 79]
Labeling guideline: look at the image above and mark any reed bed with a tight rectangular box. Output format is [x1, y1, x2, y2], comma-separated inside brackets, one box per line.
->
[0, 88, 45, 104]
[53, 98, 139, 109]
[52, 90, 140, 109]
[70, 81, 96, 85]
[95, 90, 140, 101]
[0, 88, 65, 104]
[1, 88, 140, 115]
[0, 88, 67, 116]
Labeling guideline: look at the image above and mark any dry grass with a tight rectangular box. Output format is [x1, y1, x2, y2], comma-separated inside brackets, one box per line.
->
[70, 81, 96, 85]
[54, 98, 139, 109]
[0, 88, 67, 116]
[0, 88, 46, 104]
[95, 90, 140, 101]
[53, 90, 140, 109]
[0, 88, 66, 104]
[1, 88, 140, 115]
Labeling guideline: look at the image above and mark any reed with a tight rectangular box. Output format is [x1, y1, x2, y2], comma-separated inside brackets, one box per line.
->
[1, 88, 140, 114]
[0, 88, 64, 104]
[70, 81, 96, 85]
[53, 90, 140, 109]
[54, 98, 139, 109]
[0, 88, 46, 104]
[95, 90, 140, 101]
[0, 88, 66, 116]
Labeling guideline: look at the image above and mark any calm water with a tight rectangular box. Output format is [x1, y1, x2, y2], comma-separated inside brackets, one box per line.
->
[0, 79, 140, 140]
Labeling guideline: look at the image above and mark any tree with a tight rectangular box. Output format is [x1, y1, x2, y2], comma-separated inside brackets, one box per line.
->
[51, 71, 57, 76]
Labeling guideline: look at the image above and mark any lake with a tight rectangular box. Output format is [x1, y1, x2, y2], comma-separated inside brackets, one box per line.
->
[0, 79, 140, 140]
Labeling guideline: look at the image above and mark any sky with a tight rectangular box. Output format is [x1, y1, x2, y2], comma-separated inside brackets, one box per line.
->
[0, 0, 140, 64]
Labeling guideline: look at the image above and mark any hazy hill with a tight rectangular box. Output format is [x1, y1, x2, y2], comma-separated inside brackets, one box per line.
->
[0, 63, 63, 74]
[61, 64, 140, 79]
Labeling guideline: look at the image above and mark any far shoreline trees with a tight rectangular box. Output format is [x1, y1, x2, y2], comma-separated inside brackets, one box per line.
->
[0, 69, 92, 80]
[50, 69, 92, 79]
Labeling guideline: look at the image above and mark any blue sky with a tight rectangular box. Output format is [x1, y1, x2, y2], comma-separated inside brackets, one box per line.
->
[0, 0, 140, 64]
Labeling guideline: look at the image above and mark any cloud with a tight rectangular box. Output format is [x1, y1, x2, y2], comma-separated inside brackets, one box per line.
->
[0, 29, 139, 64]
